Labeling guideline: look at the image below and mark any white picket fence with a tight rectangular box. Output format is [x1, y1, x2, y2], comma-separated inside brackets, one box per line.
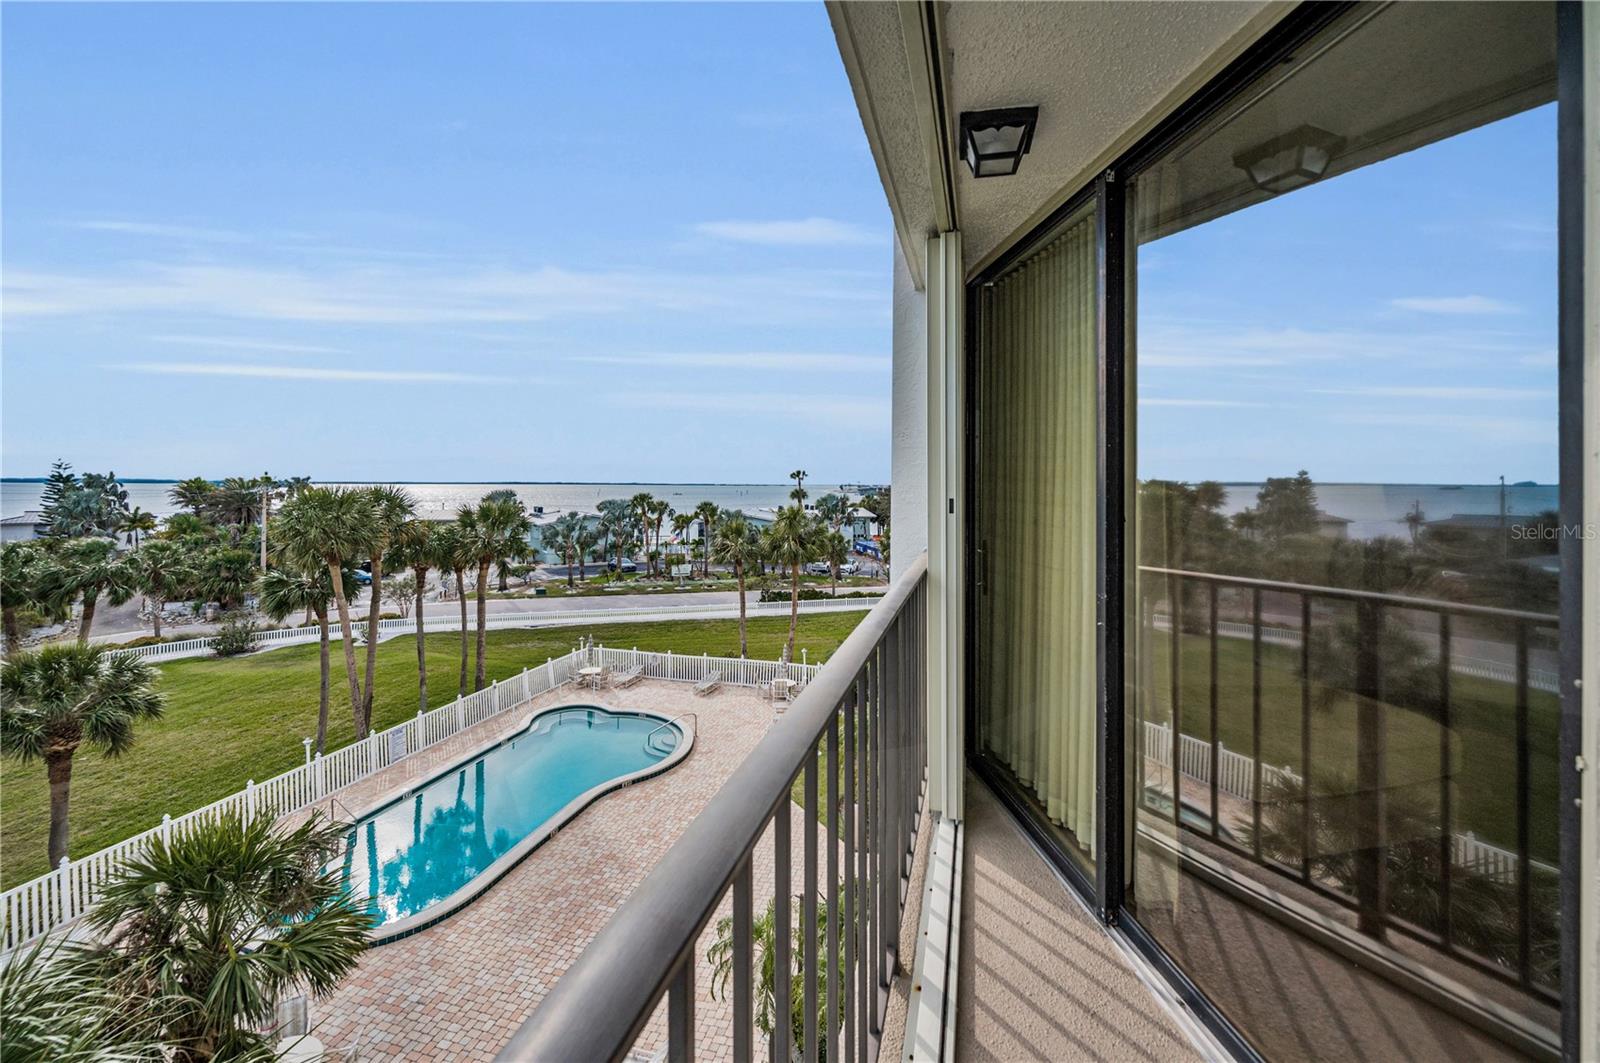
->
[110, 595, 877, 664]
[1141, 719, 1554, 881]
[0, 644, 820, 952]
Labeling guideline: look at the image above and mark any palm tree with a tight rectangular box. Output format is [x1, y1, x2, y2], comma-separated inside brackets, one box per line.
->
[431, 523, 473, 698]
[1, 644, 164, 866]
[670, 512, 693, 571]
[764, 507, 820, 662]
[649, 500, 672, 578]
[276, 487, 374, 736]
[822, 528, 849, 595]
[547, 512, 581, 589]
[60, 538, 137, 644]
[86, 810, 371, 1062]
[357, 487, 416, 735]
[713, 514, 760, 657]
[574, 525, 599, 584]
[168, 477, 216, 518]
[121, 508, 157, 549]
[788, 469, 809, 505]
[813, 493, 848, 531]
[256, 565, 340, 753]
[0, 935, 166, 1062]
[128, 540, 193, 640]
[694, 501, 721, 578]
[389, 519, 436, 714]
[2, 542, 60, 658]
[458, 497, 531, 690]
[629, 492, 656, 575]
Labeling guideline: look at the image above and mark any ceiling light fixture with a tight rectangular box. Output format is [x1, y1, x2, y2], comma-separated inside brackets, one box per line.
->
[959, 107, 1040, 179]
[1233, 124, 1344, 194]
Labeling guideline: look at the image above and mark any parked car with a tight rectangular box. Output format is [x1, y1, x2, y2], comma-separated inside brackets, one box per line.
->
[607, 558, 639, 574]
[839, 561, 860, 576]
[351, 569, 372, 586]
[804, 561, 832, 576]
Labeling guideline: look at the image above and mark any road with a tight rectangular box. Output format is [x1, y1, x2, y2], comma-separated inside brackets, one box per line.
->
[83, 585, 883, 644]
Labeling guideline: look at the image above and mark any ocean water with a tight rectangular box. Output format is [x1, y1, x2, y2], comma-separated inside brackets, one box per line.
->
[1, 479, 1557, 540]
[0, 480, 843, 521]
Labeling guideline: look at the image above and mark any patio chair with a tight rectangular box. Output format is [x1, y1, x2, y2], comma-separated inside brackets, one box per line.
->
[693, 670, 722, 696]
[610, 665, 645, 689]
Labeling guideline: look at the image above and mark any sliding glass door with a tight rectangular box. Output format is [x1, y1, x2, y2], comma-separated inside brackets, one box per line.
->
[971, 203, 1100, 874]
[1124, 3, 1562, 1058]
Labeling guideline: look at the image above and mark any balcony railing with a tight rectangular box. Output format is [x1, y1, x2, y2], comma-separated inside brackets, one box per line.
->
[1137, 565, 1560, 1001]
[498, 553, 929, 1062]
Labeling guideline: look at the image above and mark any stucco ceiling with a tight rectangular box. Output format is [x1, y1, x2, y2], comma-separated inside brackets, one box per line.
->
[832, 1, 1284, 279]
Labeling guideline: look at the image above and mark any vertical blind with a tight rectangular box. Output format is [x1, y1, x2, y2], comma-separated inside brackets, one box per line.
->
[976, 208, 1099, 863]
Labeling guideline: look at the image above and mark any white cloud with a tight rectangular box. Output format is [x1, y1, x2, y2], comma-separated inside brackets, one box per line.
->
[1389, 295, 1519, 315]
[570, 352, 888, 373]
[3, 261, 885, 325]
[1138, 398, 1263, 407]
[150, 334, 346, 355]
[1334, 411, 1552, 443]
[608, 390, 888, 425]
[1311, 385, 1554, 401]
[692, 218, 880, 247]
[66, 219, 246, 242]
[108, 361, 508, 384]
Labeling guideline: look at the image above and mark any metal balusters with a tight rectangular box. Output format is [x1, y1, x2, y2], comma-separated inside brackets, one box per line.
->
[1514, 620, 1531, 987]
[1209, 582, 1220, 838]
[1438, 612, 1454, 947]
[774, 792, 792, 1063]
[668, 958, 694, 1063]
[1300, 593, 1314, 883]
[803, 753, 819, 1063]
[826, 717, 840, 1063]
[844, 691, 860, 1063]
[733, 859, 753, 1063]
[1251, 588, 1264, 859]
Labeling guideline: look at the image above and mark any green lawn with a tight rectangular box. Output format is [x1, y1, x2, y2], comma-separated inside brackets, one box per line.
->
[1140, 634, 1560, 862]
[0, 613, 864, 889]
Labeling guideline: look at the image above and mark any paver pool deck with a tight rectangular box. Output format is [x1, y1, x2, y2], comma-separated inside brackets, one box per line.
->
[307, 677, 844, 1061]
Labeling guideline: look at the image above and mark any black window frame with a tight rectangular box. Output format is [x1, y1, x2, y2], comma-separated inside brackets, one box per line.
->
[961, 2, 1588, 1058]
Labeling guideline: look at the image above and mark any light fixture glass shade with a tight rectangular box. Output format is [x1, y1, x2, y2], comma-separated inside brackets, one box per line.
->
[959, 107, 1039, 179]
[1233, 125, 1344, 194]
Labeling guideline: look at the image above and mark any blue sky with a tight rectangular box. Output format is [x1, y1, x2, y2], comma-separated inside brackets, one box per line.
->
[1, 2, 892, 483]
[1137, 103, 1560, 484]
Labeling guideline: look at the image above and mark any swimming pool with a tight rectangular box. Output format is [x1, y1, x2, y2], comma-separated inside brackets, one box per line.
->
[334, 704, 690, 942]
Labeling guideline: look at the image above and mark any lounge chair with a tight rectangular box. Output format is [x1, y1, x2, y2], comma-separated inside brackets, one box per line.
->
[610, 665, 644, 689]
[694, 671, 722, 697]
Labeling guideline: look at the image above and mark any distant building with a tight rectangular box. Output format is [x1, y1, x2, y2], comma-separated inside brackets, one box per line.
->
[0, 510, 50, 542]
[1314, 510, 1352, 540]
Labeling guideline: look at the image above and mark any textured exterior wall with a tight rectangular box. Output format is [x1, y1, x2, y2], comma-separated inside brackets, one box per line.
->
[891, 234, 928, 581]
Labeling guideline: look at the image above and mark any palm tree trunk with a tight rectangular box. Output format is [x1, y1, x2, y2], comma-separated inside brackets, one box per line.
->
[45, 751, 73, 866]
[4, 605, 22, 657]
[361, 554, 384, 734]
[474, 560, 490, 690]
[326, 563, 365, 737]
[77, 591, 99, 644]
[151, 600, 163, 640]
[414, 565, 428, 713]
[455, 568, 469, 697]
[736, 564, 748, 658]
[498, 563, 509, 592]
[316, 609, 331, 753]
[786, 562, 800, 662]
[566, 549, 575, 589]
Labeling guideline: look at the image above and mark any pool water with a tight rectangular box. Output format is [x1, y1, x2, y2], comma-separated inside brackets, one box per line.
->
[335, 707, 679, 932]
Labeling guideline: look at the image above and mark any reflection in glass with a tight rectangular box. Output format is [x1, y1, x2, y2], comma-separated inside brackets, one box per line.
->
[1125, 3, 1559, 1058]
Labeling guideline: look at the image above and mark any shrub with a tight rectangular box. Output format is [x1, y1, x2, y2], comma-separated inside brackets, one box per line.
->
[212, 616, 261, 657]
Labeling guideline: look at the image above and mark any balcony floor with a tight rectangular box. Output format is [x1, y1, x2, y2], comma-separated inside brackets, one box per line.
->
[957, 773, 1202, 1062]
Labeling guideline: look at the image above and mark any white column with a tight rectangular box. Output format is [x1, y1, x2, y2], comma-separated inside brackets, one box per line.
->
[924, 229, 965, 822]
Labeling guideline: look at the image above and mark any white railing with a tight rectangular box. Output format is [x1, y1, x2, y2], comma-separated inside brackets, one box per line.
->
[0, 645, 818, 951]
[109, 595, 878, 664]
[1140, 719, 1556, 881]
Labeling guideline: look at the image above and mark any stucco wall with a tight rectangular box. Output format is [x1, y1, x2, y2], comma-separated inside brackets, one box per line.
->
[891, 234, 927, 581]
